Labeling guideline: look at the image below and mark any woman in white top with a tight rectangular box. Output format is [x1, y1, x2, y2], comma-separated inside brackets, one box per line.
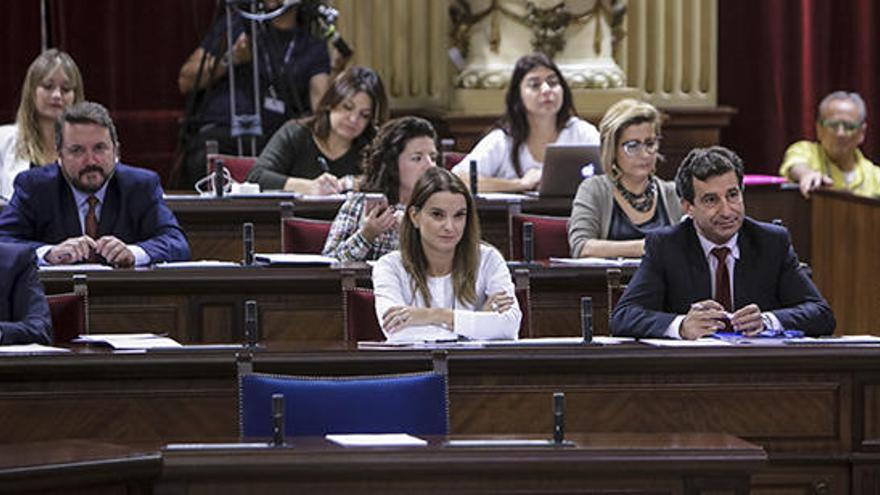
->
[0, 49, 84, 201]
[452, 52, 599, 192]
[373, 167, 521, 342]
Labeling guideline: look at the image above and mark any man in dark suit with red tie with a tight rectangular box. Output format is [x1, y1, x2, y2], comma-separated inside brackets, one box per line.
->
[611, 146, 835, 339]
[0, 242, 51, 345]
[0, 101, 189, 267]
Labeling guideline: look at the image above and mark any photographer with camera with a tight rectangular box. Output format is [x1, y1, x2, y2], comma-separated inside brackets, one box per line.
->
[176, 0, 341, 189]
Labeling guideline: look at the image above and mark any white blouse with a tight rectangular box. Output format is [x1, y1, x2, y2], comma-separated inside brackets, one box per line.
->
[373, 244, 521, 342]
[0, 125, 30, 202]
[452, 116, 600, 179]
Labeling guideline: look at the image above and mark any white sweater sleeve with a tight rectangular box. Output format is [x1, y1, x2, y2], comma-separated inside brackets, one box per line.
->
[452, 129, 514, 179]
[453, 246, 521, 340]
[372, 252, 409, 339]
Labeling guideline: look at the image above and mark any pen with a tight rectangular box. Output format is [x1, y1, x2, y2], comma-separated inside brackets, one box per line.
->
[317, 156, 329, 173]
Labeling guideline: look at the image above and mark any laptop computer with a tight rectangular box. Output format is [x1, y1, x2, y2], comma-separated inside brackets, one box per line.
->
[536, 144, 602, 197]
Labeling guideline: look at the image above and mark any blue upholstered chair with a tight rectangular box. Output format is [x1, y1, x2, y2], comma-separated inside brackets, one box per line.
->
[238, 354, 449, 438]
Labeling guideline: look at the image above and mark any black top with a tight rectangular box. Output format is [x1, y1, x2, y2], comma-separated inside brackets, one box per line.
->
[195, 11, 330, 139]
[608, 198, 671, 241]
[246, 123, 365, 190]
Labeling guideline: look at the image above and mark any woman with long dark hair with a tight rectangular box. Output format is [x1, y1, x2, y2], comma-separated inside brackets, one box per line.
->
[246, 65, 388, 194]
[322, 116, 438, 261]
[373, 167, 521, 342]
[452, 53, 599, 192]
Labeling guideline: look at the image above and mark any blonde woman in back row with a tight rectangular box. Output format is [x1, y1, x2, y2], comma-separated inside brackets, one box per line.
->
[0, 49, 84, 201]
[568, 98, 682, 258]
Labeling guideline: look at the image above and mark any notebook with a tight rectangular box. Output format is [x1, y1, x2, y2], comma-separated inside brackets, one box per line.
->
[537, 144, 602, 197]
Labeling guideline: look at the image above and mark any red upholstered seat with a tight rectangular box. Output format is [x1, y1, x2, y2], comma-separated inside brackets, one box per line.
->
[344, 288, 385, 342]
[206, 154, 257, 184]
[47, 293, 87, 344]
[281, 217, 333, 254]
[442, 151, 465, 171]
[510, 214, 570, 261]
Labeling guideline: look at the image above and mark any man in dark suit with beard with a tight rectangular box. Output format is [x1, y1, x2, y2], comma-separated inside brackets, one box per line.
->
[611, 146, 835, 339]
[0, 101, 189, 267]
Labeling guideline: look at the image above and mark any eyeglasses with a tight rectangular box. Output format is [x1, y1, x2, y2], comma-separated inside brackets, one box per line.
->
[621, 137, 661, 156]
[819, 119, 863, 135]
[523, 76, 561, 91]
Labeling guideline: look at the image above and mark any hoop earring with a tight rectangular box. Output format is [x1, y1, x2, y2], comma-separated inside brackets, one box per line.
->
[610, 162, 622, 181]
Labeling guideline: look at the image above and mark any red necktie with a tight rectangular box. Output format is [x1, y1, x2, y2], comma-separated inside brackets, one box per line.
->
[85, 196, 98, 262]
[711, 247, 732, 312]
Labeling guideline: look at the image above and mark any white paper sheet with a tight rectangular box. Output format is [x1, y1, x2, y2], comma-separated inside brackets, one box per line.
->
[0, 344, 72, 354]
[325, 433, 427, 447]
[73, 333, 183, 349]
[153, 260, 241, 269]
[640, 338, 733, 347]
[549, 257, 641, 268]
[254, 253, 336, 265]
[38, 263, 113, 272]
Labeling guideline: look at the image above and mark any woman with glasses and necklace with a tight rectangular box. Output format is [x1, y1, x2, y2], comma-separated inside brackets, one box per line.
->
[451, 53, 599, 193]
[568, 99, 682, 258]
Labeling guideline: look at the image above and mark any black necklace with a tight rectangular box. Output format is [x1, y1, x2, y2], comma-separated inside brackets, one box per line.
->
[614, 177, 656, 212]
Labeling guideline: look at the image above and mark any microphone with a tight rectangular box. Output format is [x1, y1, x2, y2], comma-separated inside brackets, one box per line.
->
[243, 222, 255, 266]
[553, 392, 565, 444]
[244, 300, 258, 347]
[580, 296, 593, 343]
[469, 160, 478, 197]
[213, 159, 225, 198]
[271, 393, 285, 446]
[522, 222, 534, 263]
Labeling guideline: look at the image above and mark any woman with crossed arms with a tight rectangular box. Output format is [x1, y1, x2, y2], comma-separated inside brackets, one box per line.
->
[373, 167, 521, 342]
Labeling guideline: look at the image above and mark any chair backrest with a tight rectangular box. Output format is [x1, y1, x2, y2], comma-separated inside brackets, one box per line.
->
[280, 202, 333, 254]
[46, 275, 89, 343]
[510, 214, 570, 261]
[342, 269, 532, 342]
[344, 287, 384, 342]
[607, 267, 627, 322]
[442, 151, 465, 171]
[238, 355, 449, 438]
[207, 153, 257, 184]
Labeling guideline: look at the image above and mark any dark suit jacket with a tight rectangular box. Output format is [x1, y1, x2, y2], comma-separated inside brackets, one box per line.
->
[611, 217, 835, 338]
[0, 242, 51, 344]
[0, 163, 190, 264]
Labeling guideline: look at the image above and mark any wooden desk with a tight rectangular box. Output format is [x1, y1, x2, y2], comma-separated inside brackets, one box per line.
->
[157, 433, 763, 495]
[39, 263, 630, 342]
[167, 195, 523, 261]
[0, 435, 764, 495]
[1, 344, 878, 492]
[811, 190, 880, 334]
[0, 439, 158, 493]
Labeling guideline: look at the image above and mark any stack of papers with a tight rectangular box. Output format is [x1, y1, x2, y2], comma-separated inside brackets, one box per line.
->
[325, 433, 427, 447]
[549, 257, 641, 268]
[254, 253, 336, 266]
[0, 344, 72, 354]
[38, 264, 113, 272]
[73, 333, 183, 350]
[153, 260, 241, 269]
[785, 335, 880, 345]
[475, 192, 530, 202]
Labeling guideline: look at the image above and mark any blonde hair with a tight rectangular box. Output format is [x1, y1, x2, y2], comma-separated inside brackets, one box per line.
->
[598, 98, 662, 175]
[399, 168, 481, 307]
[15, 49, 85, 165]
